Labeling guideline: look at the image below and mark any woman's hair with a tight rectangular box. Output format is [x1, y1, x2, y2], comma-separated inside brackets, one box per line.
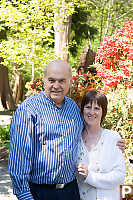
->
[81, 90, 108, 123]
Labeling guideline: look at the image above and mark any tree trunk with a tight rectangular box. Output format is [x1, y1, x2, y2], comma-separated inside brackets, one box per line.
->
[0, 65, 16, 111]
[54, 0, 72, 62]
[78, 36, 96, 74]
[12, 70, 25, 104]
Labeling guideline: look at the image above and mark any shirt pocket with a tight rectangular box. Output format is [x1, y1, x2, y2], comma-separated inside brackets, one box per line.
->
[36, 120, 63, 140]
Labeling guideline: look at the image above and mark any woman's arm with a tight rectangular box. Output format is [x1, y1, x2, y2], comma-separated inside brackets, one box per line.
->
[78, 136, 126, 189]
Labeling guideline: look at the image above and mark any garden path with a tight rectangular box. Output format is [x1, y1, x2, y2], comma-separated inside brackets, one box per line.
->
[0, 114, 17, 200]
[0, 159, 17, 200]
[0, 115, 12, 126]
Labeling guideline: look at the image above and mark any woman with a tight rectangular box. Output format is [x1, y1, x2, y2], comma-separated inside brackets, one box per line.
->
[77, 90, 126, 200]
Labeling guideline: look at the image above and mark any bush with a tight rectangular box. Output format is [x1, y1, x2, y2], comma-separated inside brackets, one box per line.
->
[68, 67, 102, 106]
[0, 125, 10, 143]
[25, 77, 44, 97]
[102, 89, 133, 184]
[96, 21, 133, 90]
[95, 21, 133, 185]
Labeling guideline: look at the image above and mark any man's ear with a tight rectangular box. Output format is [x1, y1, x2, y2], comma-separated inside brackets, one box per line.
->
[43, 77, 46, 89]
[69, 78, 72, 86]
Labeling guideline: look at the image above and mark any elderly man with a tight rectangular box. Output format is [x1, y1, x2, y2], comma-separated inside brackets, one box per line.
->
[8, 60, 124, 200]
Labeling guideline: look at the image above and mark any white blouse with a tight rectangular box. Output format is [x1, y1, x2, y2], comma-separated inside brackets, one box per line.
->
[77, 129, 126, 200]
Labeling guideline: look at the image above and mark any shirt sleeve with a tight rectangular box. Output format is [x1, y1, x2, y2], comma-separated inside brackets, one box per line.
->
[8, 107, 35, 200]
[84, 135, 126, 189]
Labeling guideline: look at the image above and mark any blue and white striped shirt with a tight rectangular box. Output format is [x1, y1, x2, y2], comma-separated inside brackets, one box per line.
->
[8, 91, 83, 200]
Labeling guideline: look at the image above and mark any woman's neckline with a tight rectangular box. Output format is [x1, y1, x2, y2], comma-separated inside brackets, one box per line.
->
[81, 128, 104, 152]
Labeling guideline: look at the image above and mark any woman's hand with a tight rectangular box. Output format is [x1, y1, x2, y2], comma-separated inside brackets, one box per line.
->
[117, 139, 125, 153]
[77, 163, 88, 179]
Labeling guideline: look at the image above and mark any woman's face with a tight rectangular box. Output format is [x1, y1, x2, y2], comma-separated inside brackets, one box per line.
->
[83, 101, 102, 127]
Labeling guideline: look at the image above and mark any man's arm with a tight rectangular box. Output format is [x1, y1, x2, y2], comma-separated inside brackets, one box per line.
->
[117, 138, 125, 153]
[8, 108, 34, 200]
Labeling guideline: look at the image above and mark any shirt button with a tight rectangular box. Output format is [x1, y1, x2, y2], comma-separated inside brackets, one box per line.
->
[97, 168, 100, 172]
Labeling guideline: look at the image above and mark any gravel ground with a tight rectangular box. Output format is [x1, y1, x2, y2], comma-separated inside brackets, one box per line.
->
[0, 115, 17, 200]
[0, 160, 17, 200]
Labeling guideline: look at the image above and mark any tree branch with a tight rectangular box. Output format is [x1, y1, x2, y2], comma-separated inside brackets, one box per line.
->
[115, 8, 133, 20]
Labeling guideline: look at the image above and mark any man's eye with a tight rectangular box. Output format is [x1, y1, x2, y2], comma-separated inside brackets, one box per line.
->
[49, 79, 54, 83]
[59, 80, 65, 84]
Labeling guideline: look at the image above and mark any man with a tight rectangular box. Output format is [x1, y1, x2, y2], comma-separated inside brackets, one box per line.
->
[8, 60, 124, 200]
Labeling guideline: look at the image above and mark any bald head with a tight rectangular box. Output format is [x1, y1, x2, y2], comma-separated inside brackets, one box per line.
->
[44, 60, 72, 78]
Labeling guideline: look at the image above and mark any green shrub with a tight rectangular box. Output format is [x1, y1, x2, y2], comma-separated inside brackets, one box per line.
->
[0, 125, 10, 143]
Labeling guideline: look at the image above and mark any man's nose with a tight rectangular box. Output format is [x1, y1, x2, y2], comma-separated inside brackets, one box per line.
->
[53, 81, 60, 88]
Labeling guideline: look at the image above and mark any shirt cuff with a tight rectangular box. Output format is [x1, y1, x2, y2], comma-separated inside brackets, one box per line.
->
[17, 191, 34, 200]
[84, 171, 92, 184]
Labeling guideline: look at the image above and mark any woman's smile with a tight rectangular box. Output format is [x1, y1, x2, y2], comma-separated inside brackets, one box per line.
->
[83, 101, 102, 126]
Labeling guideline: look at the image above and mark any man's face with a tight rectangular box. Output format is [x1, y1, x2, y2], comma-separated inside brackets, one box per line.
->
[44, 62, 72, 107]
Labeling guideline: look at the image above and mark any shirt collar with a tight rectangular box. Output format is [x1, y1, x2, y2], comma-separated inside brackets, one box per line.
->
[41, 91, 68, 108]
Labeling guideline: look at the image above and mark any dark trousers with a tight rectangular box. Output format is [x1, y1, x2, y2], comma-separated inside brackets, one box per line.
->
[29, 179, 80, 200]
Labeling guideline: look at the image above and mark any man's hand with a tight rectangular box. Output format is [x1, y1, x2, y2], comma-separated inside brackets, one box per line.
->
[117, 139, 125, 153]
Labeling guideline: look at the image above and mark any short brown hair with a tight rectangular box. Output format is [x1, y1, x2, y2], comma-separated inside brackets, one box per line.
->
[81, 90, 108, 123]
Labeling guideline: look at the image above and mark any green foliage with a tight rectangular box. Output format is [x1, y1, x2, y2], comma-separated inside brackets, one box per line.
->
[0, 0, 88, 81]
[102, 89, 132, 138]
[69, 5, 97, 57]
[69, 0, 133, 63]
[102, 89, 133, 184]
[0, 0, 85, 78]
[0, 0, 133, 79]
[125, 139, 133, 184]
[0, 125, 10, 142]
[87, 0, 133, 49]
[0, 0, 57, 78]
